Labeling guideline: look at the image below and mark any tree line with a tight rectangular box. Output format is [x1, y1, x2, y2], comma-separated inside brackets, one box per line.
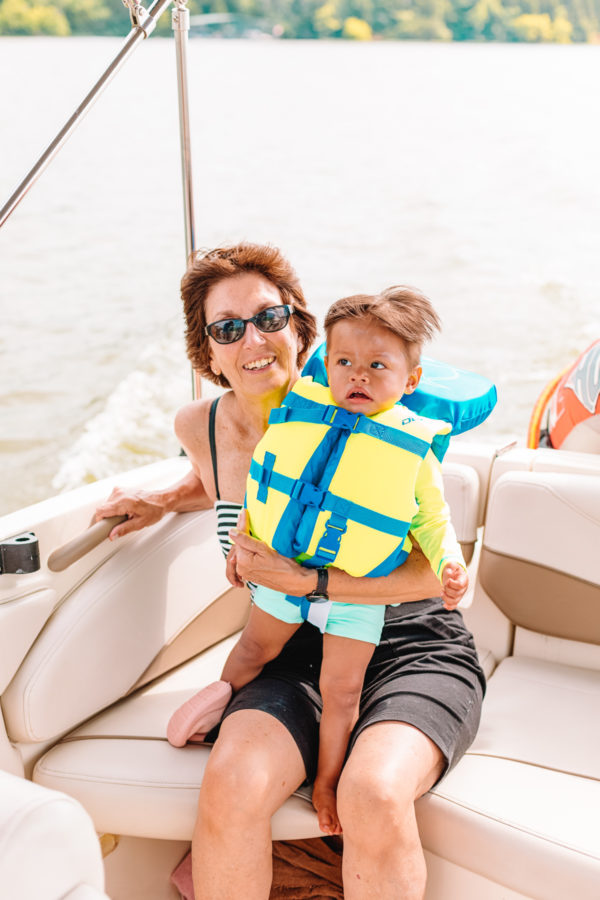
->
[1, 0, 599, 41]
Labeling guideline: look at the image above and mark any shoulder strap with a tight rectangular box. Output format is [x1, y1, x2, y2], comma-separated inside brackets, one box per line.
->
[209, 396, 221, 501]
[269, 402, 431, 459]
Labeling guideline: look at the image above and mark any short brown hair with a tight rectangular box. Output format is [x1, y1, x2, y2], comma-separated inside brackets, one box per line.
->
[181, 243, 317, 388]
[324, 286, 441, 367]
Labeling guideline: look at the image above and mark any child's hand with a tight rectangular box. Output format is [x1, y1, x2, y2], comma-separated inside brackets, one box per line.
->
[441, 563, 468, 611]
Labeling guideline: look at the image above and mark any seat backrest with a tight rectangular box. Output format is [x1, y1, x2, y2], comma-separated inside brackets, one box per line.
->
[479, 469, 600, 647]
[441, 461, 481, 564]
[2, 508, 249, 745]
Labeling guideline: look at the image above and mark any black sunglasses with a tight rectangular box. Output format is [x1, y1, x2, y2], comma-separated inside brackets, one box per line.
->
[204, 304, 294, 345]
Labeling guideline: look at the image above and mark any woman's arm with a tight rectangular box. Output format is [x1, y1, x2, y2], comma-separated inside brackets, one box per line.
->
[94, 401, 213, 539]
[230, 515, 440, 604]
[326, 543, 440, 603]
[94, 469, 212, 539]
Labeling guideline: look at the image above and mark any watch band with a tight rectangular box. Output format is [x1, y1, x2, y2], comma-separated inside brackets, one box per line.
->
[306, 566, 329, 602]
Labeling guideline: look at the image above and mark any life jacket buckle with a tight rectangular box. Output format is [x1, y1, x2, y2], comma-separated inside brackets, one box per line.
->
[324, 406, 360, 431]
[290, 480, 324, 508]
[314, 514, 348, 561]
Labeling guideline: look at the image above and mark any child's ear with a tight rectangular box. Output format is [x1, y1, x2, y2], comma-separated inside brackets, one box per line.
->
[404, 365, 422, 395]
[324, 355, 329, 374]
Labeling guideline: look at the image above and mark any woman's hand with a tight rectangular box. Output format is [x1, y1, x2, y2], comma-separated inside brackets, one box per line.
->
[94, 487, 166, 539]
[94, 469, 211, 540]
[225, 543, 245, 588]
[229, 510, 316, 596]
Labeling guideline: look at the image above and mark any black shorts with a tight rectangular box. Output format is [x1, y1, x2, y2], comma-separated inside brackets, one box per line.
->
[212, 598, 486, 784]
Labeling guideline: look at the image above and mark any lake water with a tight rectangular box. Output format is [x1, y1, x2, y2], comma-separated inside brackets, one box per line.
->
[1, 36, 599, 515]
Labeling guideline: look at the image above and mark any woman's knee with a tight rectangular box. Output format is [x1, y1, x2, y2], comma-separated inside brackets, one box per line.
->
[199, 744, 277, 828]
[198, 711, 306, 830]
[337, 723, 445, 842]
[337, 763, 412, 840]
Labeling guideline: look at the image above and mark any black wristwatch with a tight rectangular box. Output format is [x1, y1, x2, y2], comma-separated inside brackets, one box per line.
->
[305, 566, 329, 603]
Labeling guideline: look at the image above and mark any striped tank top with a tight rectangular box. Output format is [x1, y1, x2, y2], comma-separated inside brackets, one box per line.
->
[210, 397, 256, 592]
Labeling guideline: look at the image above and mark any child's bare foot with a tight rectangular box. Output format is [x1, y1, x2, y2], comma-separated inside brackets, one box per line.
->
[312, 779, 342, 835]
[167, 680, 232, 747]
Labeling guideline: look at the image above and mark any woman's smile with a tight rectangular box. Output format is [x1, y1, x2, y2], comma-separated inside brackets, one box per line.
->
[242, 355, 276, 372]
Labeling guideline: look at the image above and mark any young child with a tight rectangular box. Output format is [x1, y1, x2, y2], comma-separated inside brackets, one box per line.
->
[167, 287, 468, 835]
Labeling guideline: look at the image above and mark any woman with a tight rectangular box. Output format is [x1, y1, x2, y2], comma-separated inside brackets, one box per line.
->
[95, 242, 485, 900]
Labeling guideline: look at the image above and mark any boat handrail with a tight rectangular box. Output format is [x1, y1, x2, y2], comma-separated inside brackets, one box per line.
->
[47, 516, 127, 572]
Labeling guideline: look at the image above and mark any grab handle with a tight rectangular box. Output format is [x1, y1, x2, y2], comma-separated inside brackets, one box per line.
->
[47, 516, 127, 572]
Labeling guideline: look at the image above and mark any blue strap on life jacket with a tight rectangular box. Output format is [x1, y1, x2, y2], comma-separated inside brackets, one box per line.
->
[249, 459, 411, 539]
[301, 343, 497, 461]
[282, 593, 311, 618]
[268, 401, 431, 459]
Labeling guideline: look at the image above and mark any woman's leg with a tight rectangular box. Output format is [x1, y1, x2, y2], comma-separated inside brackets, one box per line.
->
[313, 635, 374, 835]
[221, 604, 300, 690]
[193, 708, 307, 900]
[337, 721, 445, 900]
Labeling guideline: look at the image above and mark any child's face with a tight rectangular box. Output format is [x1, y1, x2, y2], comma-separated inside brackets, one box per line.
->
[324, 319, 421, 416]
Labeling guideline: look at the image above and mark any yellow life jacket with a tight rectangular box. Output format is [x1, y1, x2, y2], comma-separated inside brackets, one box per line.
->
[246, 377, 452, 578]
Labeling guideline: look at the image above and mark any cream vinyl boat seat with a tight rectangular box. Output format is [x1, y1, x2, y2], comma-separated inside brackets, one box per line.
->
[0, 770, 108, 900]
[4, 451, 600, 897]
[418, 461, 600, 899]
[2, 459, 486, 842]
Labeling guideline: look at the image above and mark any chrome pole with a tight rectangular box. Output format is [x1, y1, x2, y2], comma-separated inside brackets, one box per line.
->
[0, 0, 172, 230]
[172, 0, 196, 265]
[172, 0, 201, 399]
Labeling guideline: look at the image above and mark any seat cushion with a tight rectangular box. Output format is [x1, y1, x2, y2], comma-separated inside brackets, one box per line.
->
[0, 771, 107, 900]
[419, 655, 600, 899]
[35, 641, 599, 899]
[470, 655, 600, 777]
[33, 635, 322, 842]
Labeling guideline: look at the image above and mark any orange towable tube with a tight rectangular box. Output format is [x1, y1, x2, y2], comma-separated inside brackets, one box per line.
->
[527, 339, 600, 450]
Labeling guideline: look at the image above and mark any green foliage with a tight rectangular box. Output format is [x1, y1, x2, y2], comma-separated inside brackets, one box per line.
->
[0, 0, 70, 33]
[342, 12, 372, 34]
[60, 0, 110, 31]
[1, 0, 599, 40]
[314, 1, 341, 34]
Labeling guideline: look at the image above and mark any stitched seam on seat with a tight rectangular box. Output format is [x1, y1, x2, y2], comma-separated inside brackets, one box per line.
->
[36, 765, 203, 790]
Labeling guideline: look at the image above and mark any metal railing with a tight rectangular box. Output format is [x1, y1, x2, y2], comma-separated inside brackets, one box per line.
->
[0, 0, 199, 394]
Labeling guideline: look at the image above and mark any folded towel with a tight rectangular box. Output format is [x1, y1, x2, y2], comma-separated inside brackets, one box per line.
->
[271, 838, 343, 899]
[171, 838, 343, 900]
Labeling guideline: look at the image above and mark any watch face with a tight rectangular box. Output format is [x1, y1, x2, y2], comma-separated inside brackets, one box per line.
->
[308, 594, 329, 603]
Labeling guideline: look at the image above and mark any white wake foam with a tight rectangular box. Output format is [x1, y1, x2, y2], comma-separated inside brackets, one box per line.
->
[52, 330, 193, 492]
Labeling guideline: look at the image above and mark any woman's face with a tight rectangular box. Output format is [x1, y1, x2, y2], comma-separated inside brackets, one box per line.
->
[204, 272, 301, 398]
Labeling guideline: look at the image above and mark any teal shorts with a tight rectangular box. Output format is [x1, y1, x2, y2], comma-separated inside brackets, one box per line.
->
[253, 585, 385, 645]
